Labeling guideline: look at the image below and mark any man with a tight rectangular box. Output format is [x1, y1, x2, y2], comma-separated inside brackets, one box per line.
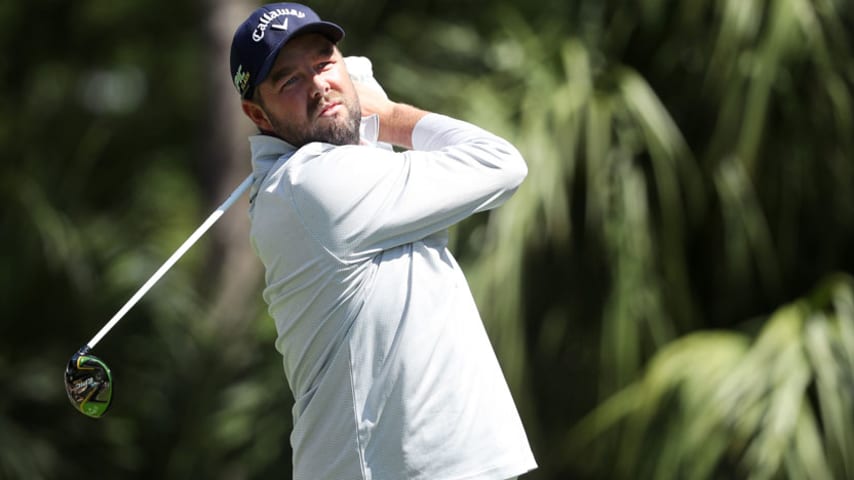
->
[230, 3, 537, 479]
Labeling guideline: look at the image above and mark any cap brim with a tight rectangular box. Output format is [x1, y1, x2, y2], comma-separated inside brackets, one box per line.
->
[295, 21, 345, 44]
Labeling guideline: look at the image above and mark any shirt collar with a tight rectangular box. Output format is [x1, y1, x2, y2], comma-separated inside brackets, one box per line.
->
[247, 134, 293, 204]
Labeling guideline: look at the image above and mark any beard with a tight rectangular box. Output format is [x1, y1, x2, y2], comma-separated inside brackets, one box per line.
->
[266, 93, 361, 147]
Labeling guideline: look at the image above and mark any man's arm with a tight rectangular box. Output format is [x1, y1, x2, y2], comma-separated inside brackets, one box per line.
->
[283, 65, 527, 258]
[354, 82, 427, 149]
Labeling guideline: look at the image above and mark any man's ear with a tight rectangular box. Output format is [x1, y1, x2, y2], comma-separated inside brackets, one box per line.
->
[241, 99, 273, 132]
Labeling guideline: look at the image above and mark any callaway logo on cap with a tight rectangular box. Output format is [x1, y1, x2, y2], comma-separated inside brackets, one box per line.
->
[230, 2, 344, 99]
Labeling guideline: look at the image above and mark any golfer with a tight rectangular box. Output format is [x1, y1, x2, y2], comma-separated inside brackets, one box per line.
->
[230, 3, 537, 479]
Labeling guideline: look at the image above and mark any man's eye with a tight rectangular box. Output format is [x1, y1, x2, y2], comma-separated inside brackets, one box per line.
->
[282, 76, 298, 89]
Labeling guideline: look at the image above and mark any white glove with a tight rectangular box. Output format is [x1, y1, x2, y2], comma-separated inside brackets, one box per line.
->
[345, 56, 389, 100]
[345, 56, 394, 151]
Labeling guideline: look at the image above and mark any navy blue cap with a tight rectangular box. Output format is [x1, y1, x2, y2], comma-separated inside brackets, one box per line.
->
[230, 3, 344, 99]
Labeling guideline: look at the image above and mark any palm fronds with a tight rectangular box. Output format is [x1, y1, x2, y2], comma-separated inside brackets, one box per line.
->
[566, 275, 854, 479]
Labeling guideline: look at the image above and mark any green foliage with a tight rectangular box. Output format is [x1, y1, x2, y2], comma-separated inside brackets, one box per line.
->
[566, 275, 854, 480]
[2, 0, 853, 479]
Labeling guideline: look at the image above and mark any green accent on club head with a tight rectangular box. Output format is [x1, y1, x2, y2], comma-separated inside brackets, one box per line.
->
[65, 347, 113, 419]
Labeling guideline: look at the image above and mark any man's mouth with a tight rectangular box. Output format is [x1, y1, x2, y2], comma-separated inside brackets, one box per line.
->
[317, 101, 341, 118]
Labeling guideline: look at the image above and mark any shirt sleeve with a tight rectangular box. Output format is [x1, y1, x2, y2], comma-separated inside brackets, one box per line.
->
[288, 113, 527, 260]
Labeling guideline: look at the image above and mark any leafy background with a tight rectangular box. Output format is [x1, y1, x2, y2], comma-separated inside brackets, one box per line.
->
[2, 0, 853, 478]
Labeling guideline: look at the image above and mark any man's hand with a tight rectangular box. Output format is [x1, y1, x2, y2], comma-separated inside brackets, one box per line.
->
[354, 81, 395, 123]
[344, 56, 428, 149]
[354, 82, 428, 149]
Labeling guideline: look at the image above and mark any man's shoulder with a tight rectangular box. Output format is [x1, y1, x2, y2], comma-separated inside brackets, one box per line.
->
[285, 143, 403, 207]
[291, 143, 396, 173]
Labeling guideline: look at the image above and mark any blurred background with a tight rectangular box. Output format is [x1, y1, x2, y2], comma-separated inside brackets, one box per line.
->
[2, 0, 854, 478]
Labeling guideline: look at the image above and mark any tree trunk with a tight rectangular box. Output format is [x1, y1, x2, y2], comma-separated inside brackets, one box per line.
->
[200, 0, 263, 348]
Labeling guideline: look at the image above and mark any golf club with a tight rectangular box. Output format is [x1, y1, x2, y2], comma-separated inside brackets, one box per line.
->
[64, 173, 254, 418]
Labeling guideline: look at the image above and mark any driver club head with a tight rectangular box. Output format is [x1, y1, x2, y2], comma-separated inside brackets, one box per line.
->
[64, 346, 113, 418]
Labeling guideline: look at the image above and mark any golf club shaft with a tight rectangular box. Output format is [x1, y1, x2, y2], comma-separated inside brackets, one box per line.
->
[86, 173, 254, 349]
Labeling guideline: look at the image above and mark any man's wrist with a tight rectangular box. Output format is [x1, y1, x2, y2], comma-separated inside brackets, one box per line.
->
[379, 103, 429, 149]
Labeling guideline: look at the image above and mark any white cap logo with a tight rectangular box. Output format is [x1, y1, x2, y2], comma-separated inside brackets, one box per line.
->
[252, 8, 305, 42]
[271, 18, 289, 31]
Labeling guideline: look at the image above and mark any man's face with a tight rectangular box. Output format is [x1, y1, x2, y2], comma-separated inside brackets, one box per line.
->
[248, 33, 361, 146]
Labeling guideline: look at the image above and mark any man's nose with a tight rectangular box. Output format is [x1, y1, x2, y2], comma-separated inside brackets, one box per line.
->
[310, 74, 330, 97]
